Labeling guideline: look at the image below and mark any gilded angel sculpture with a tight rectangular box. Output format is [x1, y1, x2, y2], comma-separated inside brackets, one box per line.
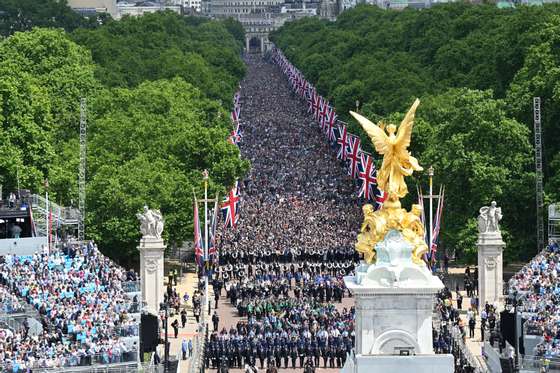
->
[350, 99, 423, 200]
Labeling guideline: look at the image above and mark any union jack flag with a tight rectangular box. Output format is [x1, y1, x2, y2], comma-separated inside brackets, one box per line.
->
[193, 198, 204, 267]
[346, 134, 361, 178]
[315, 96, 324, 121]
[319, 99, 329, 128]
[336, 125, 349, 161]
[228, 123, 242, 145]
[325, 106, 337, 143]
[221, 181, 240, 228]
[306, 87, 315, 111]
[231, 108, 240, 124]
[310, 90, 320, 116]
[357, 152, 378, 201]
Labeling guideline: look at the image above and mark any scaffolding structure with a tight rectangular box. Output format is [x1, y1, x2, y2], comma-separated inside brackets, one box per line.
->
[78, 98, 87, 242]
[549, 204, 560, 243]
[534, 97, 545, 250]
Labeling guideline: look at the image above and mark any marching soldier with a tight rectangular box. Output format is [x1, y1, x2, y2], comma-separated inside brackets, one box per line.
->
[290, 339, 298, 369]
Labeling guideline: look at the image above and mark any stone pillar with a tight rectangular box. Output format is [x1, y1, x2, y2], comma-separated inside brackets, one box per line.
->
[138, 237, 166, 314]
[245, 36, 250, 52]
[260, 37, 264, 54]
[477, 231, 505, 310]
[342, 232, 454, 373]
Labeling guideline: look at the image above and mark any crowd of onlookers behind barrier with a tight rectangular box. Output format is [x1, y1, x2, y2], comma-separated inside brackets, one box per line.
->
[0, 241, 140, 372]
[508, 241, 560, 358]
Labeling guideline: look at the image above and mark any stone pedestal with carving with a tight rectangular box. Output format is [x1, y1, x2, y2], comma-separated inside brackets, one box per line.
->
[138, 237, 166, 315]
[341, 230, 454, 373]
[477, 231, 505, 310]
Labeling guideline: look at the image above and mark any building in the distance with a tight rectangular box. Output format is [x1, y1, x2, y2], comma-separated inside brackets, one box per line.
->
[116, 2, 183, 18]
[67, 0, 119, 18]
[205, 0, 333, 53]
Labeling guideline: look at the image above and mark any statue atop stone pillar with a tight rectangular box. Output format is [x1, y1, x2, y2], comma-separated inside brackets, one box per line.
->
[477, 201, 505, 310]
[342, 99, 453, 373]
[137, 206, 165, 239]
[477, 201, 502, 234]
[137, 205, 166, 315]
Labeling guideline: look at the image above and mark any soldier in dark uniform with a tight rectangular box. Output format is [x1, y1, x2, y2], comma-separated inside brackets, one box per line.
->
[281, 341, 289, 368]
[336, 344, 344, 368]
[258, 341, 266, 369]
[290, 341, 298, 369]
[273, 345, 281, 368]
[329, 345, 336, 368]
[266, 340, 274, 368]
[313, 339, 320, 367]
[298, 339, 306, 368]
[323, 343, 329, 368]
[204, 340, 210, 368]
[236, 339, 244, 368]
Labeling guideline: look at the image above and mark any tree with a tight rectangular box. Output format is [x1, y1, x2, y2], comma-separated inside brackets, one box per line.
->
[0, 0, 105, 37]
[414, 89, 533, 261]
[0, 28, 97, 200]
[87, 78, 249, 260]
[71, 12, 245, 103]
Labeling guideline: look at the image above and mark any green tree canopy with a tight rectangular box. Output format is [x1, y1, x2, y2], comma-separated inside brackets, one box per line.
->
[87, 78, 249, 262]
[71, 12, 245, 103]
[0, 0, 105, 37]
[270, 3, 554, 261]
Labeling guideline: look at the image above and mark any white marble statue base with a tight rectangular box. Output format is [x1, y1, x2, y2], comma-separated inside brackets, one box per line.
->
[477, 231, 505, 310]
[341, 353, 454, 373]
[138, 237, 166, 315]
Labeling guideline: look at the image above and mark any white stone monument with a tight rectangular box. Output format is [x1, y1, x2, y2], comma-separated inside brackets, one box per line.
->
[342, 229, 454, 373]
[137, 206, 166, 315]
[477, 201, 505, 310]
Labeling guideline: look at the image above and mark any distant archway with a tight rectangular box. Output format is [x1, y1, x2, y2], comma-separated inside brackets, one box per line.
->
[248, 36, 261, 53]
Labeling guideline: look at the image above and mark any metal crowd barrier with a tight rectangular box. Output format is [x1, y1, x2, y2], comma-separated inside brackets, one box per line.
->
[450, 326, 489, 373]
[188, 311, 207, 373]
[1, 350, 140, 372]
[519, 354, 560, 372]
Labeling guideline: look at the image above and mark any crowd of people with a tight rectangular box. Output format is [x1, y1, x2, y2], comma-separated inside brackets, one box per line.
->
[508, 242, 560, 358]
[0, 241, 139, 371]
[204, 302, 354, 371]
[206, 54, 360, 371]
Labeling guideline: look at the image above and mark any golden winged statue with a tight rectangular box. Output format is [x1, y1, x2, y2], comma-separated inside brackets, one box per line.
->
[351, 99, 428, 267]
[350, 98, 423, 201]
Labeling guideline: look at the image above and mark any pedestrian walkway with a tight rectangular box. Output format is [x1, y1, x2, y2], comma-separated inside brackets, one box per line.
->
[158, 269, 215, 373]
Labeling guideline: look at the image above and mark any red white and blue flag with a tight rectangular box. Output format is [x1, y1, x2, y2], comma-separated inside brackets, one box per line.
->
[193, 198, 204, 267]
[221, 181, 240, 228]
[319, 99, 329, 128]
[325, 106, 337, 143]
[357, 152, 378, 200]
[228, 123, 242, 146]
[208, 195, 219, 263]
[430, 187, 445, 262]
[346, 134, 361, 178]
[336, 125, 349, 161]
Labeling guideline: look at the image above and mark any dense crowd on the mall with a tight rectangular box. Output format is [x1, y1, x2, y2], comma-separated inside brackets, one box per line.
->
[0, 241, 139, 372]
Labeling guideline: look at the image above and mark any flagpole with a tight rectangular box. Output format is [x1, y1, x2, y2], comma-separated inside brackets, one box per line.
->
[202, 169, 209, 317]
[428, 166, 434, 259]
[45, 178, 49, 251]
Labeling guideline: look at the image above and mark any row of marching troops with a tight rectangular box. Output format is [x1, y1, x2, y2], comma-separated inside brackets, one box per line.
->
[204, 335, 353, 370]
[218, 247, 358, 266]
[215, 260, 356, 280]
